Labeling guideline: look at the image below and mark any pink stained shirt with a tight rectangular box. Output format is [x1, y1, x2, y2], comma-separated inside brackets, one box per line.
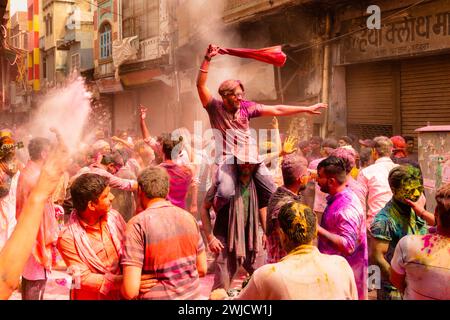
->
[346, 176, 366, 210]
[357, 157, 398, 228]
[16, 161, 58, 280]
[73, 164, 135, 191]
[308, 157, 328, 213]
[318, 188, 368, 300]
[159, 161, 193, 210]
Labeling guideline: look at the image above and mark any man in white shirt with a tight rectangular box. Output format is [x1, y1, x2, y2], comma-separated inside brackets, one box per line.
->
[357, 136, 398, 228]
[390, 183, 450, 300]
[210, 200, 358, 300]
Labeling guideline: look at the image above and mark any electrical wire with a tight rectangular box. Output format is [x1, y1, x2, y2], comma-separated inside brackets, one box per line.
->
[292, 0, 430, 53]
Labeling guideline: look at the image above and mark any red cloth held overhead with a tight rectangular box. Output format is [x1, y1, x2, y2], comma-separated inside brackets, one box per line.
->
[218, 46, 287, 67]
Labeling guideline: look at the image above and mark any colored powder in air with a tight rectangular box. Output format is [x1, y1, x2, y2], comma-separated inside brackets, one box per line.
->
[26, 77, 92, 153]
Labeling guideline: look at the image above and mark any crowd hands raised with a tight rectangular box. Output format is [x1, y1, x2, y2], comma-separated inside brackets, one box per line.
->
[0, 44, 448, 301]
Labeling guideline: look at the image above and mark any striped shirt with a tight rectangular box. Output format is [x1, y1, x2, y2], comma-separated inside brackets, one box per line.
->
[122, 200, 204, 300]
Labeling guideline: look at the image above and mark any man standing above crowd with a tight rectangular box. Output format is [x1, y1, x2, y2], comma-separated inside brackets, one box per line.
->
[317, 156, 367, 300]
[369, 165, 428, 300]
[196, 44, 326, 213]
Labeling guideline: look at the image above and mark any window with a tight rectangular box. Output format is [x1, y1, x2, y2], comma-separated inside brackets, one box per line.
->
[45, 14, 53, 36]
[71, 54, 80, 72]
[99, 23, 112, 59]
[122, 0, 159, 40]
[43, 58, 47, 79]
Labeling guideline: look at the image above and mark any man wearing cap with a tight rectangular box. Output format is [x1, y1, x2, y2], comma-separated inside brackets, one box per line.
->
[390, 136, 419, 169]
[196, 44, 327, 213]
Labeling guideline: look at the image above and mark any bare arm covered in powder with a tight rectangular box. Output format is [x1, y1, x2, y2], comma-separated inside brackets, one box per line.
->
[196, 45, 220, 107]
[369, 236, 391, 281]
[0, 139, 69, 299]
[259, 103, 327, 117]
[200, 192, 224, 254]
[139, 106, 163, 159]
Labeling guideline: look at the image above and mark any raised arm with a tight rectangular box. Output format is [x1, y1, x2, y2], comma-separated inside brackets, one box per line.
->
[139, 106, 163, 158]
[196, 44, 220, 108]
[139, 106, 151, 141]
[0, 141, 69, 299]
[259, 103, 328, 117]
[111, 136, 134, 151]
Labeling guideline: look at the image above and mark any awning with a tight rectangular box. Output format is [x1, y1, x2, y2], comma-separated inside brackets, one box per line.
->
[120, 68, 163, 87]
[95, 77, 124, 94]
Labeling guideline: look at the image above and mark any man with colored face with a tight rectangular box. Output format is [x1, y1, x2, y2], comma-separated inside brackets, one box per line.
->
[369, 165, 428, 300]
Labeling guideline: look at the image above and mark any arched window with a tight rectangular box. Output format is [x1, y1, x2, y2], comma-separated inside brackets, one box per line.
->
[99, 23, 112, 59]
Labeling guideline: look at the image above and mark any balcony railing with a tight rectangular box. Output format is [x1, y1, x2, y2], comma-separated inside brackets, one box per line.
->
[223, 0, 297, 22]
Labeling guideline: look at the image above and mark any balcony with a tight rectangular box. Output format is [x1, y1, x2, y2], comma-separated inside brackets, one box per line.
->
[58, 10, 94, 50]
[223, 0, 299, 23]
[39, 36, 45, 50]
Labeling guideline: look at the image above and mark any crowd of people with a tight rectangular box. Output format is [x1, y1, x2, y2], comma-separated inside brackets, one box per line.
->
[0, 44, 448, 300]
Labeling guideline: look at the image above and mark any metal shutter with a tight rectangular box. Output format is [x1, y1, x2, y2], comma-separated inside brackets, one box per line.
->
[346, 62, 394, 139]
[401, 55, 450, 137]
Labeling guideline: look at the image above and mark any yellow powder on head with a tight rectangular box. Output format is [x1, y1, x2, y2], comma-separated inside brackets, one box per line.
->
[290, 202, 308, 237]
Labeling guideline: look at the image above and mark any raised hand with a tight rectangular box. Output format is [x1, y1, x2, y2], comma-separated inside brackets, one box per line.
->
[271, 117, 279, 129]
[139, 274, 158, 294]
[282, 136, 298, 156]
[205, 44, 221, 59]
[139, 105, 147, 120]
[404, 199, 425, 216]
[49, 127, 63, 145]
[36, 142, 69, 198]
[207, 235, 224, 253]
[307, 103, 328, 115]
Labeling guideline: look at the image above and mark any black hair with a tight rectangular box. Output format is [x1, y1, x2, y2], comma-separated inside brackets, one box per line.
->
[28, 137, 51, 161]
[317, 156, 347, 184]
[138, 166, 169, 199]
[70, 174, 108, 213]
[159, 133, 183, 160]
[278, 201, 316, 245]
